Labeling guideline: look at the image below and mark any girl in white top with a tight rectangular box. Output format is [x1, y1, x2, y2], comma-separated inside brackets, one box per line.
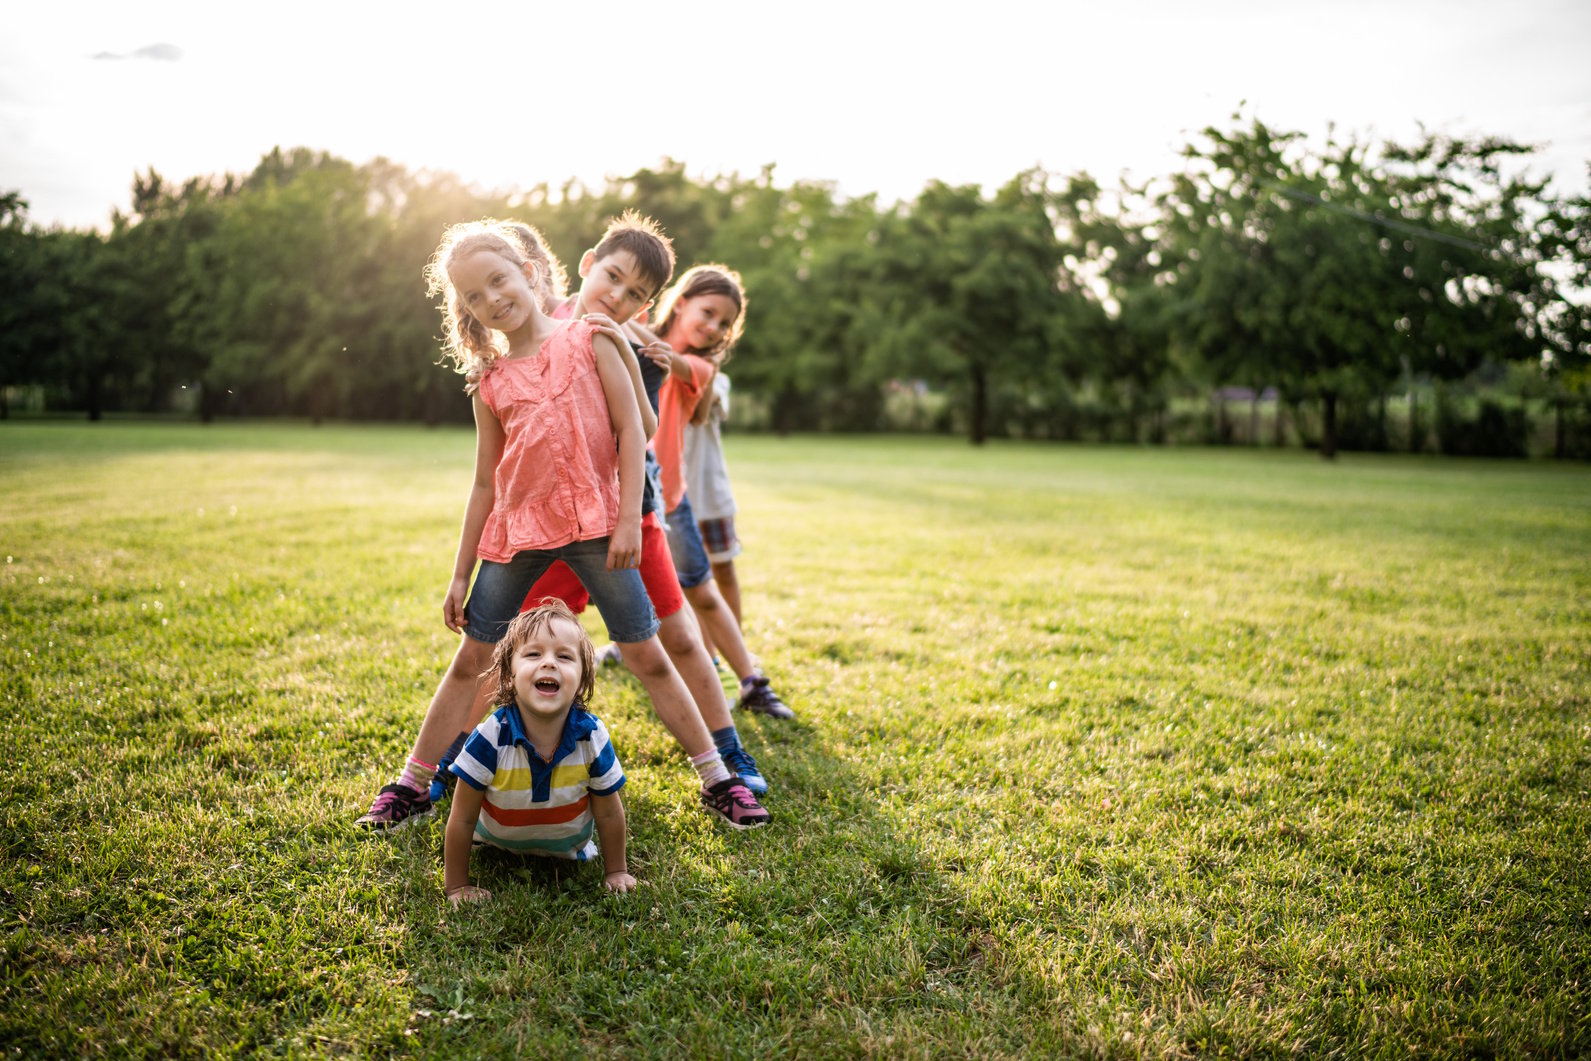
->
[682, 370, 743, 623]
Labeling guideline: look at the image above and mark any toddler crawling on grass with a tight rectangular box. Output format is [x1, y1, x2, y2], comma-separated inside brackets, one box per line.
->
[444, 601, 635, 906]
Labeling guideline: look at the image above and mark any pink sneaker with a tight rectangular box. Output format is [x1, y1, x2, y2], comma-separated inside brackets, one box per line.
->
[700, 778, 770, 830]
[356, 782, 434, 831]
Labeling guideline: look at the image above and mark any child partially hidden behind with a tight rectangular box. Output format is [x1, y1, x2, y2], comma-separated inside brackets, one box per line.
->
[444, 601, 636, 906]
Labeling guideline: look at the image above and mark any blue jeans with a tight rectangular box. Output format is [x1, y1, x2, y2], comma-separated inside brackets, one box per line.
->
[664, 493, 713, 590]
[463, 537, 659, 645]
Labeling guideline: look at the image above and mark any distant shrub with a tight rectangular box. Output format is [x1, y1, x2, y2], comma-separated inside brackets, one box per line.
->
[1336, 397, 1392, 453]
[1436, 391, 1528, 458]
[1555, 397, 1591, 461]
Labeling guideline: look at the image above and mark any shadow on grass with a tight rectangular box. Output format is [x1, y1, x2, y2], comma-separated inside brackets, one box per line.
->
[385, 688, 1081, 1059]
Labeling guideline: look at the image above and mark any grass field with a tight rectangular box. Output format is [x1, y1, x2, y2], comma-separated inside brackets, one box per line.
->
[2, 421, 1588, 1059]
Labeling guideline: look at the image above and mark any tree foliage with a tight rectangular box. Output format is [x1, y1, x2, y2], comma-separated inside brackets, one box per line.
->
[0, 121, 1585, 455]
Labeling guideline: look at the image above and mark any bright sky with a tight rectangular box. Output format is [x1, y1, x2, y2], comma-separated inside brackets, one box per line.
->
[3, 0, 1588, 230]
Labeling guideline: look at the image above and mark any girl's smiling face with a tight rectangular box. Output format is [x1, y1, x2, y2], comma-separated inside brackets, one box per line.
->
[509, 614, 587, 721]
[450, 249, 538, 335]
[671, 293, 740, 354]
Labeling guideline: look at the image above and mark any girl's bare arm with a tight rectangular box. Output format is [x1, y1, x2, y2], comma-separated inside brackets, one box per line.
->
[622, 343, 658, 440]
[592, 331, 645, 570]
[445, 394, 505, 632]
[583, 315, 657, 440]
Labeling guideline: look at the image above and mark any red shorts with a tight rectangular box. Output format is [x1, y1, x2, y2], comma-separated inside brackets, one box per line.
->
[521, 512, 685, 620]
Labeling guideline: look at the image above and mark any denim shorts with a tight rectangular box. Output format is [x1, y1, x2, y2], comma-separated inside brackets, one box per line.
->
[663, 493, 713, 590]
[517, 514, 685, 621]
[463, 536, 659, 645]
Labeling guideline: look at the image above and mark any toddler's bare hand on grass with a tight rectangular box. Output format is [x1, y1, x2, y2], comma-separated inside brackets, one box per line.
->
[447, 885, 491, 908]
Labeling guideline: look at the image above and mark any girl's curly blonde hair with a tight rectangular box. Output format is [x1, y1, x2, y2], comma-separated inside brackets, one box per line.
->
[650, 264, 747, 363]
[423, 219, 566, 386]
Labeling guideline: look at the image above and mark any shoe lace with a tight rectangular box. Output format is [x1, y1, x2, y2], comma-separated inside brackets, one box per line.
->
[723, 745, 759, 775]
[372, 783, 417, 813]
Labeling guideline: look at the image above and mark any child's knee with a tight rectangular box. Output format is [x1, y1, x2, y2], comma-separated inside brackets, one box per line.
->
[618, 638, 671, 677]
[657, 614, 704, 657]
[684, 584, 720, 613]
[450, 636, 495, 679]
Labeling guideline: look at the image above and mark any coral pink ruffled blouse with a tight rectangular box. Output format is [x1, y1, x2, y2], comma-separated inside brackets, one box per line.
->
[475, 320, 620, 561]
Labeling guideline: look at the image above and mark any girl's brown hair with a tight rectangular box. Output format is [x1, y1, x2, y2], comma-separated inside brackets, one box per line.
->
[498, 221, 569, 313]
[422, 220, 545, 384]
[483, 599, 596, 710]
[650, 264, 747, 362]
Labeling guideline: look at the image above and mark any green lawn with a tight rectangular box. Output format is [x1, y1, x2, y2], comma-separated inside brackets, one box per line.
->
[2, 422, 1588, 1059]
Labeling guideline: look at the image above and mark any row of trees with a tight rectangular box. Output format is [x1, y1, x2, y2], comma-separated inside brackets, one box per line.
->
[2, 116, 1588, 456]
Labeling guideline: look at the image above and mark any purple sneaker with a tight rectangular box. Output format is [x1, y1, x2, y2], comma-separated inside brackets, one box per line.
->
[701, 778, 771, 830]
[356, 782, 434, 831]
[737, 675, 794, 720]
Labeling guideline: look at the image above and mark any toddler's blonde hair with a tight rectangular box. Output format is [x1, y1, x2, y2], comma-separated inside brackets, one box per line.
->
[483, 600, 597, 712]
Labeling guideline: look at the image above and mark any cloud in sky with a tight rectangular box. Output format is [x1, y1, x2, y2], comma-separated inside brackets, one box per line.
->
[91, 42, 183, 62]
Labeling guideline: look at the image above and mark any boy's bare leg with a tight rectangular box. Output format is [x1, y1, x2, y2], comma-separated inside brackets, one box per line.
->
[693, 606, 718, 665]
[616, 636, 715, 756]
[711, 559, 742, 626]
[682, 580, 757, 682]
[656, 608, 733, 731]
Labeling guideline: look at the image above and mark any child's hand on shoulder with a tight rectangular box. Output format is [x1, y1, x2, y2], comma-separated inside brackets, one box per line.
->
[582, 313, 628, 352]
[447, 884, 491, 908]
[639, 341, 690, 380]
[604, 871, 637, 893]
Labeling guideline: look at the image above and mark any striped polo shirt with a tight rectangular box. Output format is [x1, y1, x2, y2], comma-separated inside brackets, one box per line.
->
[450, 702, 626, 861]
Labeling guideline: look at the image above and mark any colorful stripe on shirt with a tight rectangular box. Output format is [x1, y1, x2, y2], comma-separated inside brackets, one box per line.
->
[451, 703, 625, 861]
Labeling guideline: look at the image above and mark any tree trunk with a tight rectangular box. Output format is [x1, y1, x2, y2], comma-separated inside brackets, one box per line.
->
[199, 378, 219, 423]
[969, 362, 987, 445]
[1250, 393, 1260, 446]
[1319, 391, 1338, 460]
[1555, 398, 1566, 460]
[773, 384, 797, 437]
[86, 372, 103, 422]
[1273, 395, 1286, 447]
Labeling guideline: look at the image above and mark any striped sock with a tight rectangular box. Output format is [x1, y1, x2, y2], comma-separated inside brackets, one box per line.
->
[397, 755, 437, 795]
[689, 747, 731, 790]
